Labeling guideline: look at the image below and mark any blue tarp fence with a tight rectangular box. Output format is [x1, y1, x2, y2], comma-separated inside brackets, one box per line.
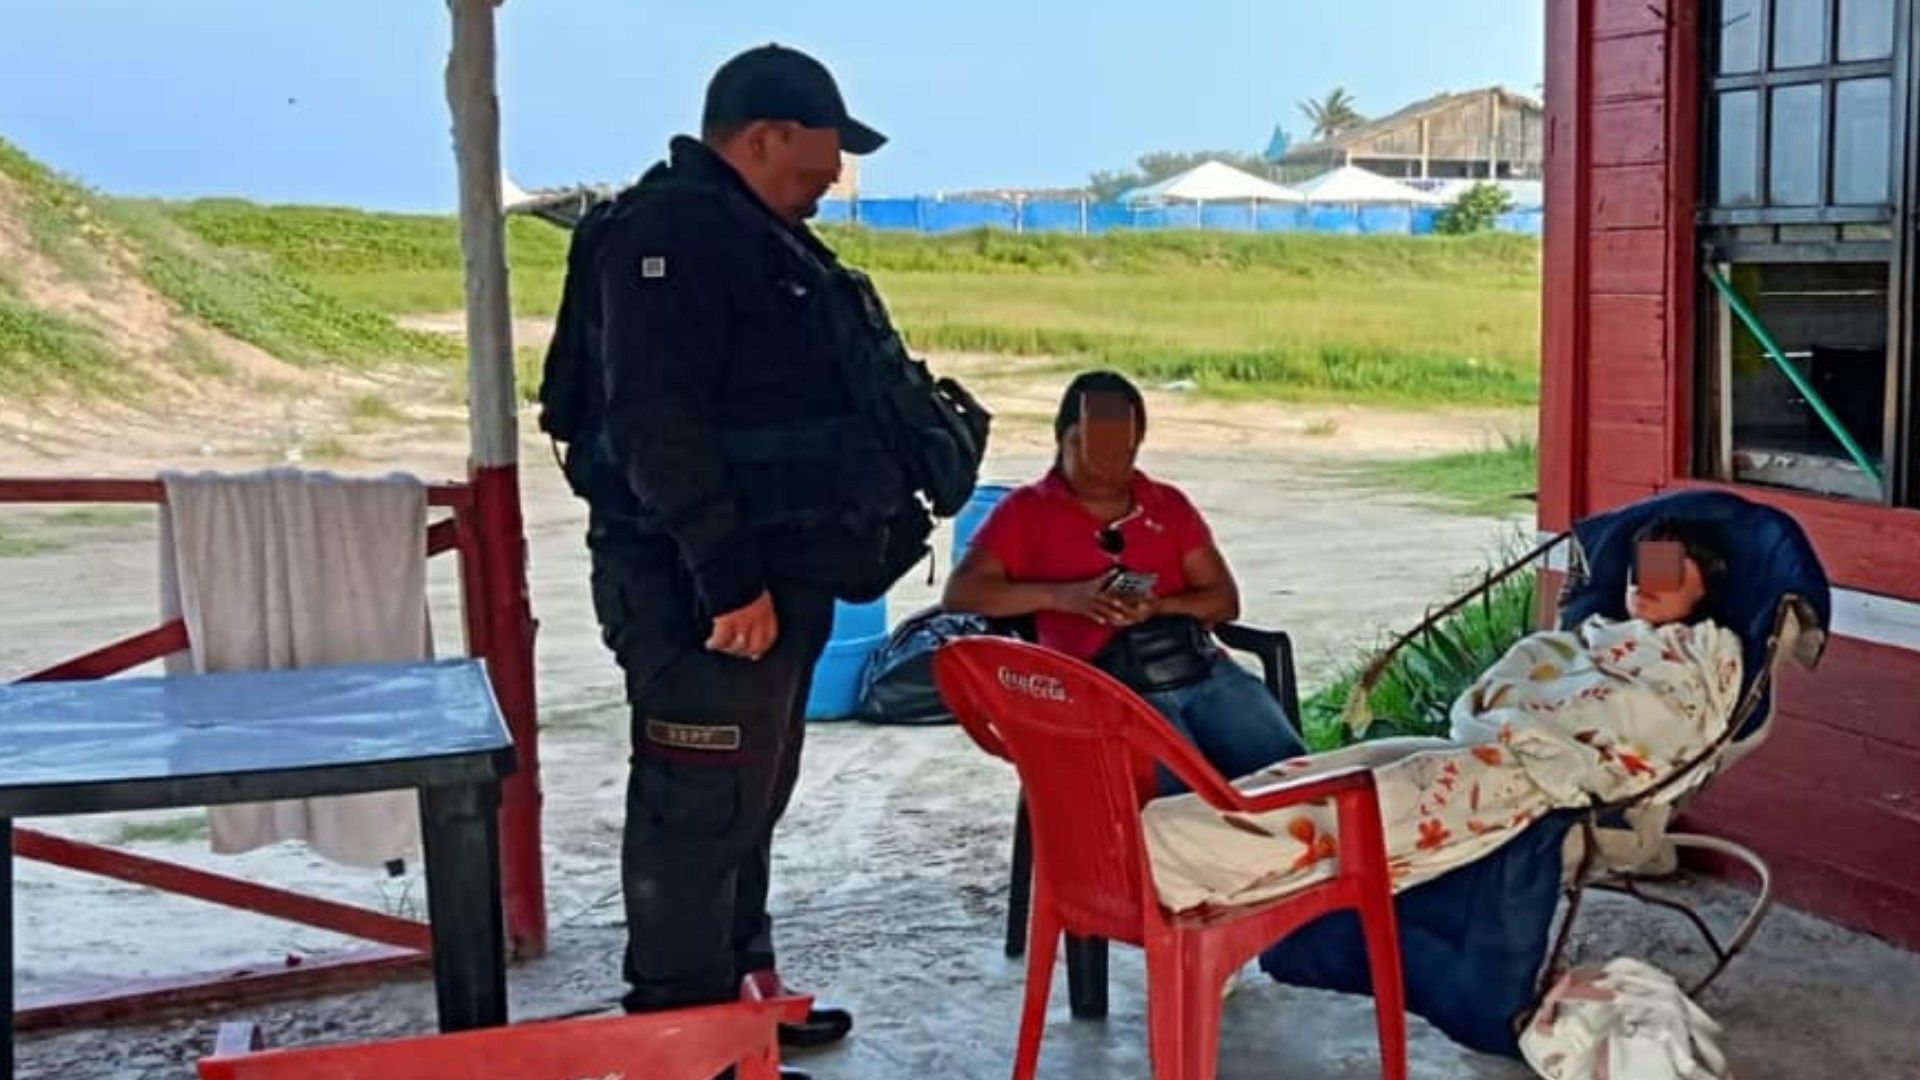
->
[814, 198, 1544, 237]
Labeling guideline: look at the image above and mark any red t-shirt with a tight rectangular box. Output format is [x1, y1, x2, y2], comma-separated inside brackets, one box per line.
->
[972, 467, 1215, 660]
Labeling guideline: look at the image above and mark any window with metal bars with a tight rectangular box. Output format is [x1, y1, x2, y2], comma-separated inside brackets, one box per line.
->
[1698, 0, 1915, 504]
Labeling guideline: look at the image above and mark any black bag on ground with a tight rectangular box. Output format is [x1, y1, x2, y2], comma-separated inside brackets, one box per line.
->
[854, 606, 1006, 725]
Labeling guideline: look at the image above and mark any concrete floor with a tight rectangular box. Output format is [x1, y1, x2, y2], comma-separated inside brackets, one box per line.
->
[8, 431, 1917, 1079]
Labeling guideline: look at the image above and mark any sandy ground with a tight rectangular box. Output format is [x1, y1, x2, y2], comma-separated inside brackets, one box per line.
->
[1, 377, 1914, 1079]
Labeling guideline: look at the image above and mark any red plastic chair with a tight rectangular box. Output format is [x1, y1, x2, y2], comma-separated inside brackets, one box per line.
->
[196, 994, 812, 1080]
[933, 637, 1406, 1080]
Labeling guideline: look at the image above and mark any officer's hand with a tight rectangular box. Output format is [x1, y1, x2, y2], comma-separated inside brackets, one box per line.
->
[708, 591, 779, 661]
[1050, 576, 1133, 627]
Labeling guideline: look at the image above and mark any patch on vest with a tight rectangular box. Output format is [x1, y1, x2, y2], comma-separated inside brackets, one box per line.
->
[640, 255, 667, 279]
[644, 718, 742, 753]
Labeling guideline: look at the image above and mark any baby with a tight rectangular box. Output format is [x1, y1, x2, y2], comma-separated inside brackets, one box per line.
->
[1623, 518, 1729, 627]
[1142, 517, 1744, 914]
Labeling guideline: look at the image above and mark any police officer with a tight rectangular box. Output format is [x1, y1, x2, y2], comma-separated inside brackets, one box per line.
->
[558, 44, 924, 1062]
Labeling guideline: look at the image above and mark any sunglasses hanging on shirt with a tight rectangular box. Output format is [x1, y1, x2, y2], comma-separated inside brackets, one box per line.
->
[1095, 503, 1145, 567]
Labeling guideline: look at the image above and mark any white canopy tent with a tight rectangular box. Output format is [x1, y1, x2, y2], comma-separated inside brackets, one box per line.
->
[1294, 165, 1445, 205]
[1120, 160, 1304, 205]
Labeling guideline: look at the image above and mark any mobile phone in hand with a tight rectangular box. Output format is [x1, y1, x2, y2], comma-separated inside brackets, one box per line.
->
[1105, 570, 1158, 599]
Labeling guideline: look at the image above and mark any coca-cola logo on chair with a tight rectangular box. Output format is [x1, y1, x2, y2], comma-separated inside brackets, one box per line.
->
[997, 666, 1069, 702]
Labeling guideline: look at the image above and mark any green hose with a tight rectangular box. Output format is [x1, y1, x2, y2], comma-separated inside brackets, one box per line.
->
[1704, 265, 1885, 490]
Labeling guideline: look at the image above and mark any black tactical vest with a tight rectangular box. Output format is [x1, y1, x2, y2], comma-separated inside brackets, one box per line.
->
[546, 166, 939, 602]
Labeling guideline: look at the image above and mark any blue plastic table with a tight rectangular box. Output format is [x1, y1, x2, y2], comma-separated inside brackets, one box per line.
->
[0, 659, 518, 1076]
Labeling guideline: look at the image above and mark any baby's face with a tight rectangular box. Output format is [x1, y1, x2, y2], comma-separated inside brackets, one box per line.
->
[1626, 556, 1706, 625]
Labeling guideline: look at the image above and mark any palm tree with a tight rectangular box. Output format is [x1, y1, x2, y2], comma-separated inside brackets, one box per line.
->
[1299, 88, 1366, 141]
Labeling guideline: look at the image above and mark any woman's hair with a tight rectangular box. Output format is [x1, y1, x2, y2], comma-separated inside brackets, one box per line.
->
[1053, 370, 1147, 444]
[1630, 517, 1730, 618]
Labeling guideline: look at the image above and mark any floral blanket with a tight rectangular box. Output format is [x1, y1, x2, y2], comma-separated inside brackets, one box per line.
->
[1142, 617, 1742, 914]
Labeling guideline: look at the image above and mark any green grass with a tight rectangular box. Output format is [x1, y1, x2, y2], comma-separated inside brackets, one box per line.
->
[0, 505, 153, 557]
[0, 138, 461, 393]
[0, 528, 56, 558]
[349, 393, 405, 423]
[1360, 435, 1540, 515]
[47, 506, 151, 529]
[517, 345, 544, 403]
[1301, 563, 1540, 751]
[444, 345, 547, 409]
[112, 816, 210, 844]
[160, 331, 238, 380]
[104, 199, 459, 367]
[0, 292, 129, 396]
[154, 205, 1539, 405]
[305, 434, 355, 461]
[160, 199, 571, 317]
[825, 227, 1541, 281]
[830, 231, 1538, 407]
[0, 135, 1543, 408]
[0, 139, 112, 285]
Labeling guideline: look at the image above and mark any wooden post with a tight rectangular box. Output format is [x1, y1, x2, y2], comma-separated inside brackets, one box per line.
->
[446, 0, 548, 960]
[447, 0, 515, 472]
[1539, 0, 1594, 531]
[1419, 117, 1431, 178]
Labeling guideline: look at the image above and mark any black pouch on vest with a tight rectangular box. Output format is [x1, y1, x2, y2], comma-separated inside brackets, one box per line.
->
[1091, 615, 1215, 694]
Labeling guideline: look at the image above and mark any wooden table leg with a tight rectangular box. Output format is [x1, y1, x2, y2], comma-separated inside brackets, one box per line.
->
[419, 782, 506, 1032]
[3, 818, 14, 1078]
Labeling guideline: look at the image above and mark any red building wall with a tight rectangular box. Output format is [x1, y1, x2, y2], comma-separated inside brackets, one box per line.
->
[1542, 0, 1920, 946]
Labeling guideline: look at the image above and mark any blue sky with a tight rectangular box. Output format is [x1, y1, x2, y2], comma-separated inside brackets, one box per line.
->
[0, 1, 1543, 212]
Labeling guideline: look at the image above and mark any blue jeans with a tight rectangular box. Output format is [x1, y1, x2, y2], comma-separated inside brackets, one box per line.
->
[1141, 653, 1307, 794]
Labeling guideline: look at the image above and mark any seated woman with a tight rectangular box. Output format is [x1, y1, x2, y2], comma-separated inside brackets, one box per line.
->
[942, 370, 1306, 790]
[1141, 519, 1743, 914]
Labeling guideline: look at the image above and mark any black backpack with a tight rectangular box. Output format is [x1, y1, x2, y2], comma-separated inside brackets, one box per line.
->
[536, 194, 623, 449]
[854, 605, 1010, 724]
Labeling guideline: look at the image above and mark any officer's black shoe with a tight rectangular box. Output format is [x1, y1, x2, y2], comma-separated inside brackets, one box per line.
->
[709, 1068, 810, 1080]
[777, 1004, 854, 1049]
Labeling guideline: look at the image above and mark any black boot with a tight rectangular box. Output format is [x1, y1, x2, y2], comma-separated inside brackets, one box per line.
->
[741, 970, 855, 1050]
[777, 1004, 854, 1049]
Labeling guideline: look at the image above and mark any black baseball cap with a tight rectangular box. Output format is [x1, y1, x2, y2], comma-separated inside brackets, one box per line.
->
[702, 44, 887, 156]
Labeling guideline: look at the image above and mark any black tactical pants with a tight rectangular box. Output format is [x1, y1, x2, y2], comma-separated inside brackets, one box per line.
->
[589, 544, 836, 1013]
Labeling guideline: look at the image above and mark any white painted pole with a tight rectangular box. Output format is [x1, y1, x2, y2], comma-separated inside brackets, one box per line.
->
[445, 0, 548, 959]
[447, 0, 517, 469]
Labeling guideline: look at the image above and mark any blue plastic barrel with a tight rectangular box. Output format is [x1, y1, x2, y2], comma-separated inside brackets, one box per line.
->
[804, 596, 889, 720]
[805, 482, 1015, 720]
[951, 483, 1015, 562]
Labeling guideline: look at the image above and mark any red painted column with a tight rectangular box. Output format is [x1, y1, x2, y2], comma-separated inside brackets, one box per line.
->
[1540, 0, 1594, 533]
[472, 462, 547, 959]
